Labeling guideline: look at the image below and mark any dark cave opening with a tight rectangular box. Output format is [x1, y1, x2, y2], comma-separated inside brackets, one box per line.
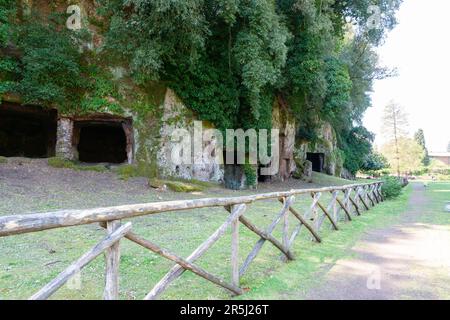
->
[306, 152, 325, 173]
[258, 165, 272, 183]
[75, 121, 128, 164]
[0, 103, 57, 158]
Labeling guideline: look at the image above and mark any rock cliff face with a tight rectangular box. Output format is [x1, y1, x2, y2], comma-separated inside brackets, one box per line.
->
[1, 0, 225, 181]
[157, 89, 223, 182]
[1, 0, 348, 185]
[272, 99, 296, 181]
[294, 122, 347, 179]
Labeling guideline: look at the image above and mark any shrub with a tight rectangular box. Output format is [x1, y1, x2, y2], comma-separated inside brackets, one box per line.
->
[0, 156, 7, 164]
[243, 163, 257, 188]
[48, 157, 107, 172]
[115, 164, 140, 180]
[48, 157, 75, 169]
[381, 176, 403, 199]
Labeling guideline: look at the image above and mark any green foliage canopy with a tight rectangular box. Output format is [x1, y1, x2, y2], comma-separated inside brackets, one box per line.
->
[414, 129, 430, 166]
[361, 151, 389, 172]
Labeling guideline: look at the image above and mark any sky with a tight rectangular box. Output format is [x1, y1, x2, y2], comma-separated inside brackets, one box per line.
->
[363, 0, 450, 152]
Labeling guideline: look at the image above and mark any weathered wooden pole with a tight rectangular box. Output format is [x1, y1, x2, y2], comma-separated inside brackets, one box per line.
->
[230, 206, 240, 288]
[103, 220, 122, 300]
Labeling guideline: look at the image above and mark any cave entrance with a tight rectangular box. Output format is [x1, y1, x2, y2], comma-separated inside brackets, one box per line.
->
[74, 119, 131, 164]
[0, 103, 57, 158]
[258, 165, 272, 183]
[307, 152, 325, 173]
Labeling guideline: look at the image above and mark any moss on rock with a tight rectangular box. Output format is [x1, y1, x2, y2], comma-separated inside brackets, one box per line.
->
[48, 157, 108, 172]
[148, 178, 213, 193]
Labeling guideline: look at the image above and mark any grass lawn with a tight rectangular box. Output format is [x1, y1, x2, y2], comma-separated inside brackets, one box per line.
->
[420, 181, 450, 226]
[0, 167, 414, 300]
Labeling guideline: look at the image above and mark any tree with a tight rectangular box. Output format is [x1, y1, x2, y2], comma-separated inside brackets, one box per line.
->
[381, 138, 424, 175]
[340, 126, 375, 175]
[414, 129, 430, 166]
[361, 151, 389, 173]
[102, 0, 290, 130]
[382, 101, 409, 176]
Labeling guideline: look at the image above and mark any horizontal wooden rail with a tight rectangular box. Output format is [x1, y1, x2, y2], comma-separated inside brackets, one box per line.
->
[0, 182, 382, 237]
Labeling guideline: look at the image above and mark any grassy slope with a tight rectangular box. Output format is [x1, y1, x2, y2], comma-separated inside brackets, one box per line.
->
[421, 182, 450, 299]
[0, 170, 396, 300]
[311, 172, 367, 186]
[420, 181, 450, 226]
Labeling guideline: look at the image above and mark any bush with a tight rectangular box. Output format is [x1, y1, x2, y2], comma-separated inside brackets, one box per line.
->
[243, 163, 257, 188]
[48, 157, 75, 169]
[48, 157, 107, 173]
[0, 156, 7, 164]
[115, 164, 140, 180]
[381, 176, 403, 199]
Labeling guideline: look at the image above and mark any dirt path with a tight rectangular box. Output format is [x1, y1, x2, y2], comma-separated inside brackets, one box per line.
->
[305, 183, 450, 300]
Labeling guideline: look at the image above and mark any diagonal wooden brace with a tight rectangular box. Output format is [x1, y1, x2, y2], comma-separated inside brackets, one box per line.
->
[123, 231, 244, 296]
[239, 196, 295, 277]
[358, 192, 370, 210]
[311, 193, 339, 231]
[30, 222, 132, 300]
[349, 196, 361, 216]
[335, 197, 352, 221]
[239, 216, 295, 261]
[144, 204, 247, 300]
[278, 199, 322, 243]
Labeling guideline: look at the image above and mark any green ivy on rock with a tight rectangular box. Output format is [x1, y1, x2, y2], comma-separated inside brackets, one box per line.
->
[0, 0, 403, 175]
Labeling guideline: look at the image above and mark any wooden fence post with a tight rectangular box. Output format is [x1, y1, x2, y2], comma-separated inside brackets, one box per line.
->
[372, 184, 379, 204]
[344, 188, 352, 220]
[282, 197, 290, 252]
[358, 187, 370, 211]
[350, 187, 361, 216]
[377, 183, 384, 202]
[364, 186, 370, 208]
[104, 220, 121, 300]
[366, 185, 375, 207]
[312, 192, 321, 231]
[231, 206, 240, 288]
[332, 190, 339, 223]
[370, 185, 379, 203]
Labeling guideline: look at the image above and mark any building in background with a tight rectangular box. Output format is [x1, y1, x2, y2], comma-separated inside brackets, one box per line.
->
[429, 152, 450, 166]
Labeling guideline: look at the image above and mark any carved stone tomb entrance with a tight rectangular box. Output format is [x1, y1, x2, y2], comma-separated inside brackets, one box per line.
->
[73, 119, 132, 164]
[0, 103, 57, 158]
[306, 152, 325, 173]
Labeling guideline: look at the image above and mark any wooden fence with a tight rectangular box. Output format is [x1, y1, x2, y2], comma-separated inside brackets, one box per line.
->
[0, 181, 383, 300]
